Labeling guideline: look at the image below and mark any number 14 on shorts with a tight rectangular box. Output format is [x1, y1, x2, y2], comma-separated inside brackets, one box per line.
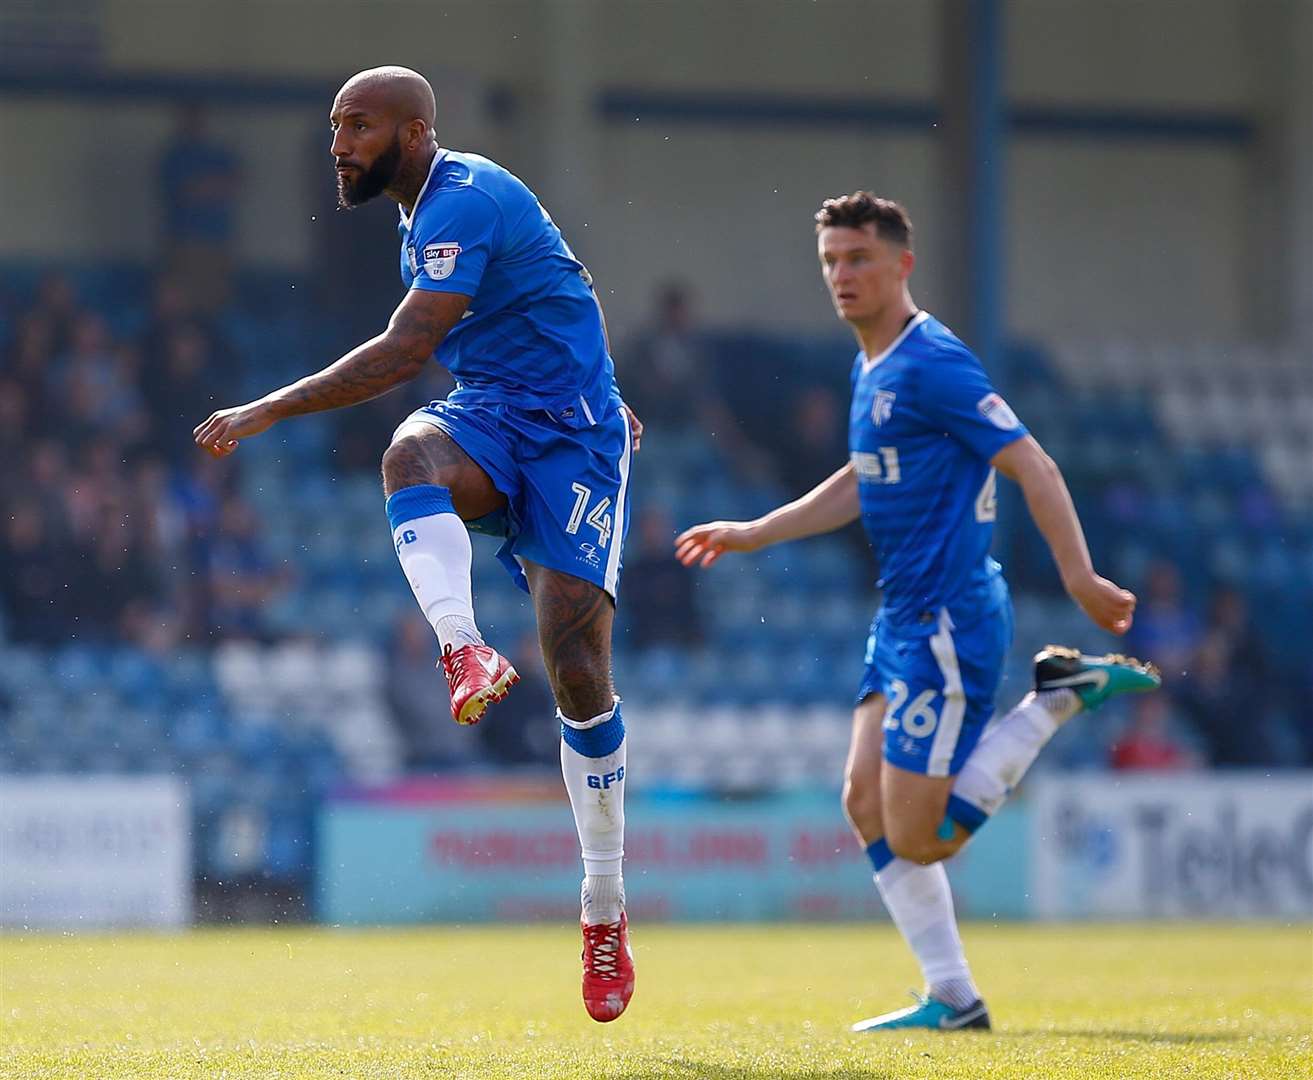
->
[566, 482, 613, 548]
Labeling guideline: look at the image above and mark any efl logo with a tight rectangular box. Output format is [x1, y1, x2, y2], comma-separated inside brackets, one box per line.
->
[977, 392, 1020, 430]
[587, 765, 625, 789]
[423, 242, 461, 281]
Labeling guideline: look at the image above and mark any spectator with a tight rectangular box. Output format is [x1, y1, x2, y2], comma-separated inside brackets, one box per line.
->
[158, 104, 240, 311]
[1177, 636, 1277, 767]
[17, 440, 73, 535]
[205, 495, 288, 640]
[1109, 695, 1198, 771]
[777, 384, 847, 494]
[621, 283, 706, 427]
[620, 504, 703, 651]
[67, 520, 159, 643]
[475, 631, 559, 767]
[0, 502, 70, 645]
[0, 378, 30, 484]
[121, 456, 190, 651]
[4, 313, 61, 431]
[620, 282, 772, 480]
[1199, 586, 1269, 688]
[27, 273, 80, 355]
[140, 319, 228, 456]
[1126, 560, 1201, 680]
[63, 438, 130, 544]
[56, 313, 149, 448]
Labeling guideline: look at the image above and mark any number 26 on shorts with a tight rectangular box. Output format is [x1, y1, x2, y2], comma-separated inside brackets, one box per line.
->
[883, 678, 940, 737]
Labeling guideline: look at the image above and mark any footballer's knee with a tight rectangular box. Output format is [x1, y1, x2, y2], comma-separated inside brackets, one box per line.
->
[382, 431, 447, 494]
[885, 821, 950, 865]
[549, 658, 614, 722]
[842, 773, 882, 838]
[381, 427, 502, 516]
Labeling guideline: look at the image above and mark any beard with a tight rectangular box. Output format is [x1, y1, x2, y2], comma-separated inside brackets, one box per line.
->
[336, 134, 402, 209]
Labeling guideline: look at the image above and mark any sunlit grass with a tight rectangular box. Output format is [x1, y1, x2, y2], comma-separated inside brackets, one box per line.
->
[2, 922, 1309, 1078]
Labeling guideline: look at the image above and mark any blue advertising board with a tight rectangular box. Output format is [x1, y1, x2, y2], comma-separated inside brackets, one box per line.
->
[318, 785, 1029, 924]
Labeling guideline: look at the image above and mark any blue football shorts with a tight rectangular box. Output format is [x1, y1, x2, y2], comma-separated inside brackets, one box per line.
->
[395, 397, 633, 598]
[855, 598, 1013, 777]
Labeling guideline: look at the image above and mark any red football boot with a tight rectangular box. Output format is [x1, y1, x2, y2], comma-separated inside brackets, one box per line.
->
[439, 643, 518, 726]
[581, 913, 635, 1022]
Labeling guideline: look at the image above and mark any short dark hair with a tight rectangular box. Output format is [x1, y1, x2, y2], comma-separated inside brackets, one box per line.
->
[814, 191, 913, 249]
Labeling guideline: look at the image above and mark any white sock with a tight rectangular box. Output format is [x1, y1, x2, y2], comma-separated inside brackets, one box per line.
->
[386, 485, 484, 651]
[951, 689, 1079, 820]
[875, 857, 979, 1009]
[559, 701, 626, 924]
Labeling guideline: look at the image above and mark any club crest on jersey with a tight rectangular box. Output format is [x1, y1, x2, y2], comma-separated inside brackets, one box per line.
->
[423, 242, 461, 281]
[872, 390, 897, 426]
[977, 392, 1020, 430]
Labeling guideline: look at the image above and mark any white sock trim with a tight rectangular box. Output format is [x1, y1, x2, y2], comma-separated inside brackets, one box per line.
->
[559, 700, 618, 730]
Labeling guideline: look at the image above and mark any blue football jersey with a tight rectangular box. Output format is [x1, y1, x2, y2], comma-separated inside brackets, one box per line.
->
[398, 149, 617, 428]
[849, 311, 1027, 634]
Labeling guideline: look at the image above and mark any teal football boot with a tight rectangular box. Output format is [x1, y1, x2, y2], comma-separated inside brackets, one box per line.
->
[851, 993, 991, 1033]
[1033, 645, 1161, 711]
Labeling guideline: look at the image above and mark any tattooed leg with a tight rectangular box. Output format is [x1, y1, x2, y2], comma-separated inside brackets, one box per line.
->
[381, 422, 505, 516]
[524, 562, 616, 719]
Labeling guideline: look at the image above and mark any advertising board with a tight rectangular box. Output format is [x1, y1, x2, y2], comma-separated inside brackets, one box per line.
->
[0, 776, 191, 928]
[1029, 773, 1313, 919]
[318, 785, 1028, 924]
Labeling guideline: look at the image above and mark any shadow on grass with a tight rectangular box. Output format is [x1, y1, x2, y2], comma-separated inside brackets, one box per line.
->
[1001, 1027, 1262, 1045]
[616, 1064, 895, 1080]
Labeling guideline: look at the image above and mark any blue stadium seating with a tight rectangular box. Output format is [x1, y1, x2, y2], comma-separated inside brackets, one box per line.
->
[2, 267, 1309, 890]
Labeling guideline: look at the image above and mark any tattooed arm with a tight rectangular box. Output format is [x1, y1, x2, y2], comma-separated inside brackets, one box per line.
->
[193, 289, 470, 457]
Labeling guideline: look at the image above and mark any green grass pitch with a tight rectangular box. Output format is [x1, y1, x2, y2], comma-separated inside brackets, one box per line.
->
[2, 923, 1309, 1078]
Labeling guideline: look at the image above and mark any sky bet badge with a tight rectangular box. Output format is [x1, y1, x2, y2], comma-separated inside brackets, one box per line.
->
[423, 242, 461, 281]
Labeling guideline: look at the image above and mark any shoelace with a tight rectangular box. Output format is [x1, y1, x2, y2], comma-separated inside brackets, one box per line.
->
[582, 922, 623, 980]
[441, 643, 474, 686]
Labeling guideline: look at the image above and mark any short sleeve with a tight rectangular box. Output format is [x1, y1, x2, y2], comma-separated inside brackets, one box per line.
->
[918, 349, 1028, 461]
[408, 187, 502, 297]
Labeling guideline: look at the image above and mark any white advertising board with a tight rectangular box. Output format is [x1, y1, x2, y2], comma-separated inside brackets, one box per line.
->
[1030, 773, 1313, 919]
[0, 776, 191, 928]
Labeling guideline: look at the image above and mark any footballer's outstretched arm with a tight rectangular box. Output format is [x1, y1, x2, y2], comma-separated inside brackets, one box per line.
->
[193, 289, 469, 457]
[675, 462, 859, 568]
[991, 435, 1137, 635]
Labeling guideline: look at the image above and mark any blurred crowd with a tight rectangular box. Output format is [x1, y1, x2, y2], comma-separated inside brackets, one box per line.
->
[1, 262, 1306, 771]
[0, 273, 288, 651]
[1110, 562, 1308, 769]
